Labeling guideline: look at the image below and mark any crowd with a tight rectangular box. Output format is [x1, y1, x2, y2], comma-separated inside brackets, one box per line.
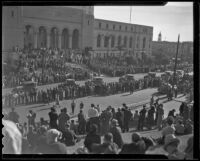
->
[3, 96, 194, 158]
[89, 57, 137, 77]
[3, 75, 161, 108]
[3, 47, 90, 88]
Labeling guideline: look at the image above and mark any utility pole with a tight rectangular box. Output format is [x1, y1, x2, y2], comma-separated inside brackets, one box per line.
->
[172, 34, 180, 92]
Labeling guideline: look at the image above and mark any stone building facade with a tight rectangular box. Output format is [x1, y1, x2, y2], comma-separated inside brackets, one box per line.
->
[2, 6, 153, 60]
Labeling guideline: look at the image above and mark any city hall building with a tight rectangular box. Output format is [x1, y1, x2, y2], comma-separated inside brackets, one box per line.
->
[2, 6, 153, 60]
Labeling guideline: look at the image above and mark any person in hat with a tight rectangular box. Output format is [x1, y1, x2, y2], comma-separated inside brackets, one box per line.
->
[109, 119, 124, 149]
[48, 107, 58, 129]
[138, 105, 147, 131]
[174, 119, 185, 135]
[91, 133, 119, 154]
[58, 107, 70, 133]
[162, 116, 175, 139]
[8, 107, 19, 124]
[163, 134, 185, 159]
[27, 110, 36, 128]
[122, 104, 132, 132]
[120, 132, 146, 154]
[84, 124, 101, 153]
[168, 109, 176, 118]
[40, 129, 68, 154]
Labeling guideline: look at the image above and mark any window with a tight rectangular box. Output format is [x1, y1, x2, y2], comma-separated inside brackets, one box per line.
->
[124, 36, 127, 47]
[129, 37, 132, 48]
[99, 23, 101, 28]
[131, 27, 133, 31]
[97, 35, 101, 48]
[143, 37, 146, 49]
[106, 24, 109, 29]
[88, 20, 90, 25]
[119, 25, 121, 30]
[118, 36, 121, 46]
[125, 26, 127, 31]
[104, 36, 109, 48]
[111, 36, 115, 48]
[11, 10, 14, 17]
[137, 36, 140, 48]
[113, 25, 115, 30]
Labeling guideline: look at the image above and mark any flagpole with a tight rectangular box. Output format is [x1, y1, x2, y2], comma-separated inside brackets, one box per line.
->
[172, 34, 180, 93]
[130, 6, 132, 23]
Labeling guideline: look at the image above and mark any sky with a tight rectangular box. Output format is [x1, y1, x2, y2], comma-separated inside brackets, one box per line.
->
[94, 2, 193, 42]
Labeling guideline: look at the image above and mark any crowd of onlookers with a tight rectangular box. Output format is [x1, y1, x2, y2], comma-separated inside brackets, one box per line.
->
[88, 57, 138, 77]
[3, 96, 194, 158]
[3, 47, 90, 88]
[3, 75, 161, 108]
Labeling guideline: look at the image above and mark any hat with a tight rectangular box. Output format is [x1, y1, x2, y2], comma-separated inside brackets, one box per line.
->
[164, 134, 180, 150]
[122, 103, 126, 106]
[111, 119, 118, 126]
[132, 132, 142, 143]
[46, 129, 61, 142]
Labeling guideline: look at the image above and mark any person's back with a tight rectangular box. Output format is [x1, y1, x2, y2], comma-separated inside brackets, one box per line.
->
[58, 111, 69, 131]
[63, 128, 76, 146]
[120, 142, 141, 154]
[49, 110, 58, 128]
[109, 126, 124, 149]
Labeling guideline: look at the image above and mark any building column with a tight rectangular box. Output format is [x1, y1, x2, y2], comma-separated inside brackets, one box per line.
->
[58, 32, 62, 49]
[47, 29, 50, 49]
[69, 33, 72, 49]
[34, 28, 38, 49]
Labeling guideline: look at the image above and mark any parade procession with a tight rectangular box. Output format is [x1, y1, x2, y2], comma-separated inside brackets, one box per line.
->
[2, 4, 195, 159]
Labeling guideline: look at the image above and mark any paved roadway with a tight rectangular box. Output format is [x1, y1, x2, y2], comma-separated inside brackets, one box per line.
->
[4, 88, 160, 123]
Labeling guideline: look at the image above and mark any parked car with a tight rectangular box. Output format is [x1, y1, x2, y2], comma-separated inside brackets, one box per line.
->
[92, 77, 104, 86]
[119, 74, 135, 84]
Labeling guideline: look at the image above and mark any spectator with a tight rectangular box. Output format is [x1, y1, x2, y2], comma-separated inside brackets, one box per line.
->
[27, 110, 36, 128]
[138, 105, 147, 131]
[88, 104, 100, 134]
[91, 133, 119, 154]
[179, 102, 184, 116]
[58, 108, 70, 132]
[78, 110, 86, 135]
[80, 101, 84, 110]
[162, 116, 175, 139]
[2, 119, 22, 154]
[100, 107, 113, 135]
[41, 129, 68, 154]
[115, 108, 124, 131]
[8, 108, 19, 123]
[27, 126, 38, 150]
[174, 119, 185, 135]
[70, 120, 78, 134]
[122, 103, 132, 132]
[109, 119, 124, 149]
[163, 134, 185, 159]
[71, 99, 76, 115]
[84, 124, 101, 153]
[168, 109, 176, 118]
[62, 123, 79, 146]
[183, 104, 190, 124]
[147, 105, 155, 130]
[48, 107, 58, 129]
[157, 104, 164, 130]
[120, 132, 146, 154]
[184, 119, 193, 134]
[184, 136, 193, 159]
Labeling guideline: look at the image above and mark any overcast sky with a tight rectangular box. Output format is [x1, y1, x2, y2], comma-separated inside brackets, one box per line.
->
[94, 2, 193, 42]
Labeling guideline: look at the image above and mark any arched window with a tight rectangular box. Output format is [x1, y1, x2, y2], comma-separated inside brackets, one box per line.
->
[129, 37, 132, 48]
[50, 27, 58, 49]
[143, 37, 146, 49]
[61, 28, 69, 49]
[72, 29, 79, 49]
[38, 26, 47, 48]
[124, 36, 127, 47]
[104, 36, 109, 48]
[97, 34, 101, 48]
[24, 25, 34, 49]
[118, 36, 121, 46]
[111, 36, 115, 48]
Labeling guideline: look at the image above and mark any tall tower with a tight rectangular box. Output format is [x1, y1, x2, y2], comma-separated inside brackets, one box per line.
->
[158, 32, 162, 42]
[81, 6, 95, 50]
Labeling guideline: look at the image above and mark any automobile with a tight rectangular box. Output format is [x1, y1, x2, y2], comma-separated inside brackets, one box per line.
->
[158, 83, 171, 94]
[22, 81, 37, 92]
[63, 79, 76, 86]
[92, 77, 104, 86]
[148, 72, 156, 78]
[176, 70, 184, 77]
[11, 86, 24, 94]
[165, 71, 174, 76]
[119, 74, 135, 83]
